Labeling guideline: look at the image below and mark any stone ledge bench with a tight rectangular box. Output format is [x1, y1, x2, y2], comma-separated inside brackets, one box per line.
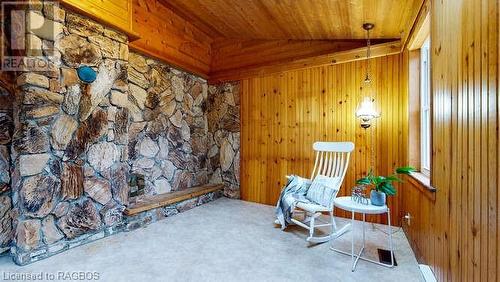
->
[124, 184, 224, 216]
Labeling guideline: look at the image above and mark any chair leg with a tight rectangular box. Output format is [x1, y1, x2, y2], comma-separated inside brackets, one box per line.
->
[309, 215, 315, 238]
[307, 212, 333, 243]
[330, 211, 337, 233]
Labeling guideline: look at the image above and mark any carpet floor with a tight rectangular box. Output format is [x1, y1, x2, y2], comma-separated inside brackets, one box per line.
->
[0, 198, 423, 282]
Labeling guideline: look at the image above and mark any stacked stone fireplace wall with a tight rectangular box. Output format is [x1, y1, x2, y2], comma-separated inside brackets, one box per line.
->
[0, 15, 15, 254]
[0, 86, 14, 254]
[126, 52, 210, 197]
[2, 1, 241, 265]
[207, 83, 240, 198]
[10, 3, 131, 264]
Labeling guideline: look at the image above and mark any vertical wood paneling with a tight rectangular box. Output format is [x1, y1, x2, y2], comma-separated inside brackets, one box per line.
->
[240, 54, 408, 225]
[401, 0, 498, 281]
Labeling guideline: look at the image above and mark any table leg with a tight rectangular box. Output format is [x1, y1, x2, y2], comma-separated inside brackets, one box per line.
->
[330, 206, 393, 271]
[388, 209, 394, 267]
[362, 213, 366, 249]
[351, 210, 355, 271]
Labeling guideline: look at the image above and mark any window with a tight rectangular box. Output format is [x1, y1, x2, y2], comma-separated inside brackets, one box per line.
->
[408, 16, 431, 184]
[420, 37, 431, 176]
[407, 10, 432, 188]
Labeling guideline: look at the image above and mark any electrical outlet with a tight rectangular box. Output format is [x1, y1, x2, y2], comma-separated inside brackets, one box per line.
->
[404, 212, 412, 226]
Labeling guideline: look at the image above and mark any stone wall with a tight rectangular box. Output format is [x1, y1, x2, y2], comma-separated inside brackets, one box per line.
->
[207, 83, 240, 198]
[0, 86, 13, 253]
[10, 3, 130, 264]
[3, 1, 241, 265]
[0, 11, 14, 253]
[127, 52, 209, 197]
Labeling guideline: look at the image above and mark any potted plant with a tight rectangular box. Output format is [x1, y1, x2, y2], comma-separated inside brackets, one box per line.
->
[356, 166, 416, 206]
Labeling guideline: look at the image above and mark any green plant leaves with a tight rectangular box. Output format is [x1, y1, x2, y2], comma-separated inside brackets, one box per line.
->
[395, 166, 416, 174]
[385, 174, 402, 182]
[355, 165, 415, 196]
[377, 182, 396, 195]
[356, 177, 371, 185]
[373, 176, 386, 185]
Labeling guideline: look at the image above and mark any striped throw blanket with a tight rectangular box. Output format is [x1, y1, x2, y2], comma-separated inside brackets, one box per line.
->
[275, 175, 311, 230]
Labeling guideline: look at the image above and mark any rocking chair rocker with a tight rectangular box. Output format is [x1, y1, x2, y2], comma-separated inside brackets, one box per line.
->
[290, 141, 354, 243]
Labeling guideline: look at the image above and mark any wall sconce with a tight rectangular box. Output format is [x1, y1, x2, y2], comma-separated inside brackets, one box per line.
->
[356, 97, 380, 128]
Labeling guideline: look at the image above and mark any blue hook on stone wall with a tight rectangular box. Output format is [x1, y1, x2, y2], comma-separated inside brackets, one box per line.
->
[77, 66, 97, 83]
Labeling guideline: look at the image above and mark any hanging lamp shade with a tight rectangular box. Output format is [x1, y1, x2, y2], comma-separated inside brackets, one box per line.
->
[355, 97, 380, 121]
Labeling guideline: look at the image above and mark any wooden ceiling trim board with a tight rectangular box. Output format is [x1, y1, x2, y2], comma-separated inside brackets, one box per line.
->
[349, 0, 363, 38]
[379, 1, 398, 38]
[272, 0, 304, 38]
[408, 11, 430, 50]
[191, 1, 252, 38]
[210, 39, 394, 73]
[400, 0, 430, 51]
[157, 0, 222, 39]
[337, 0, 352, 37]
[209, 40, 401, 83]
[254, 0, 292, 39]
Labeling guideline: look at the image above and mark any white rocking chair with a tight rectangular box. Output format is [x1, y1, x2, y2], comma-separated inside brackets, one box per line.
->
[290, 141, 354, 243]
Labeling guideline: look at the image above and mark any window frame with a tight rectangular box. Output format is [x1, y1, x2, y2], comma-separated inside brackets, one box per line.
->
[419, 37, 431, 176]
[407, 10, 433, 188]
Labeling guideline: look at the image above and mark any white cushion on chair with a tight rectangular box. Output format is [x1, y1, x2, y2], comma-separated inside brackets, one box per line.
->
[305, 175, 341, 207]
[296, 201, 331, 213]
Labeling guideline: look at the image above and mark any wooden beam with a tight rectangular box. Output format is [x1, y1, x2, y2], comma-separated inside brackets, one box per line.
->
[402, 0, 430, 51]
[208, 40, 401, 83]
[407, 10, 430, 50]
[210, 39, 394, 73]
[124, 184, 224, 216]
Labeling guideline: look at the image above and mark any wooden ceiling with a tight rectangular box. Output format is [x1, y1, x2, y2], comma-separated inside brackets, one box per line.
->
[57, 0, 424, 79]
[161, 0, 424, 40]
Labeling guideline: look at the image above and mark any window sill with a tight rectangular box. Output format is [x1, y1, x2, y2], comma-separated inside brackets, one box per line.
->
[407, 172, 436, 201]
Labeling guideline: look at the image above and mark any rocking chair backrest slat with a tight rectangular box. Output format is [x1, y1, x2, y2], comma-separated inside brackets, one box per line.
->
[326, 152, 333, 176]
[333, 153, 339, 177]
[319, 152, 324, 176]
[311, 151, 319, 177]
[310, 142, 354, 184]
[337, 154, 344, 177]
[322, 152, 328, 175]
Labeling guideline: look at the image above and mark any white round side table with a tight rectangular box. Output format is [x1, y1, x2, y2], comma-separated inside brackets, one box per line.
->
[330, 196, 394, 272]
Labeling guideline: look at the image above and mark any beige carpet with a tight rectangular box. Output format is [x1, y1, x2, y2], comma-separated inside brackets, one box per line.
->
[0, 198, 423, 282]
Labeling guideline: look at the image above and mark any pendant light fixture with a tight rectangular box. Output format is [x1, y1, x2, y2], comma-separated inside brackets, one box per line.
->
[355, 23, 380, 129]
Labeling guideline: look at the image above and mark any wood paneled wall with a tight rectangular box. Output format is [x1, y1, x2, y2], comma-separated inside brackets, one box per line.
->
[240, 54, 408, 225]
[401, 0, 499, 281]
[130, 0, 213, 77]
